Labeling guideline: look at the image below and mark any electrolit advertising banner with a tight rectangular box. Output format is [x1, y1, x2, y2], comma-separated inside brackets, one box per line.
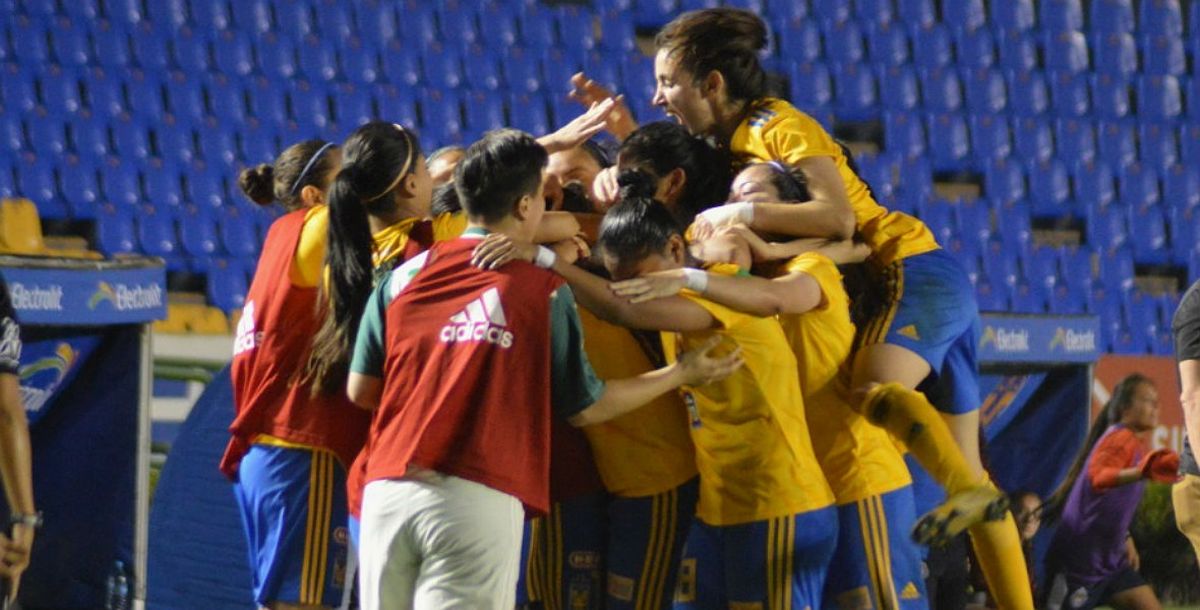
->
[18, 334, 103, 426]
[0, 264, 166, 325]
[978, 313, 1101, 364]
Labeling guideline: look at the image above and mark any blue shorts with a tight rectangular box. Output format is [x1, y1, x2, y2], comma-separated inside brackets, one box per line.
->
[606, 479, 699, 609]
[674, 507, 838, 610]
[233, 444, 350, 608]
[517, 491, 609, 610]
[860, 249, 982, 415]
[826, 488, 928, 610]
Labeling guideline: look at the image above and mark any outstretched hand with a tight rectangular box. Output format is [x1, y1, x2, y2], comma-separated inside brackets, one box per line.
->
[1139, 448, 1181, 483]
[677, 336, 744, 386]
[569, 72, 638, 140]
[539, 98, 618, 154]
[610, 270, 687, 303]
[472, 233, 535, 270]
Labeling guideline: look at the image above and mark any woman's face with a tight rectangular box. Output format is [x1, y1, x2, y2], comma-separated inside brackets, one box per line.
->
[1013, 494, 1041, 541]
[729, 164, 781, 203]
[409, 153, 434, 216]
[653, 50, 716, 135]
[1123, 381, 1160, 432]
[547, 147, 603, 199]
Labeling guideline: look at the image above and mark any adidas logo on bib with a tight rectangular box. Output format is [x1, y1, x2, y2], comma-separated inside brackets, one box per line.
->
[440, 287, 514, 348]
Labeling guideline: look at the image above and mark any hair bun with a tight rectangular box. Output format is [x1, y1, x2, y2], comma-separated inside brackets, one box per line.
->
[616, 168, 658, 201]
[238, 163, 276, 205]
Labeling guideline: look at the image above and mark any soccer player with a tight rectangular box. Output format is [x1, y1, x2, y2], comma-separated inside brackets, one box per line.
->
[425, 145, 465, 186]
[610, 163, 928, 609]
[474, 183, 839, 609]
[347, 129, 739, 610]
[1171, 279, 1200, 568]
[1041, 374, 1178, 610]
[0, 277, 36, 603]
[221, 139, 359, 610]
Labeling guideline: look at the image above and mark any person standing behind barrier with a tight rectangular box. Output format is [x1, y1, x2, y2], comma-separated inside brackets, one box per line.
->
[1171, 279, 1200, 571]
[1041, 374, 1178, 610]
[0, 277, 37, 604]
[220, 139, 360, 610]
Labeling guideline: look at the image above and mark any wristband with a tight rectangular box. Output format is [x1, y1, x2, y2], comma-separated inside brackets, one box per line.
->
[9, 511, 42, 529]
[534, 245, 557, 269]
[682, 268, 708, 294]
[733, 201, 755, 224]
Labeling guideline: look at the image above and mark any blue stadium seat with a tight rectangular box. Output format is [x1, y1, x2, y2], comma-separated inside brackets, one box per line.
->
[975, 280, 1008, 311]
[1006, 69, 1049, 116]
[238, 122, 279, 166]
[130, 27, 170, 72]
[232, 0, 272, 34]
[1099, 246, 1134, 291]
[878, 65, 919, 112]
[999, 200, 1033, 256]
[458, 45, 502, 92]
[1024, 244, 1061, 291]
[943, 0, 986, 33]
[981, 237, 1020, 289]
[599, 12, 637, 54]
[420, 88, 465, 144]
[778, 18, 823, 63]
[1140, 34, 1186, 76]
[897, 0, 936, 28]
[970, 114, 1011, 162]
[331, 83, 373, 127]
[955, 196, 992, 248]
[1128, 204, 1170, 265]
[253, 33, 297, 81]
[15, 155, 63, 218]
[911, 23, 952, 69]
[856, 0, 896, 28]
[963, 67, 1006, 114]
[100, 158, 142, 208]
[26, 114, 68, 156]
[926, 113, 970, 172]
[984, 156, 1027, 204]
[1165, 163, 1200, 211]
[1183, 124, 1200, 165]
[503, 47, 542, 93]
[1087, 204, 1129, 251]
[1039, 0, 1084, 31]
[515, 7, 556, 50]
[991, 0, 1034, 31]
[58, 155, 98, 218]
[10, 16, 50, 64]
[895, 155, 933, 208]
[916, 197, 954, 245]
[1072, 158, 1115, 208]
[920, 66, 963, 113]
[1090, 73, 1130, 120]
[1009, 281, 1047, 313]
[832, 62, 878, 121]
[883, 111, 926, 159]
[1137, 75, 1182, 122]
[188, 0, 231, 31]
[955, 27, 995, 68]
[856, 152, 899, 200]
[112, 116, 151, 160]
[621, 53, 657, 101]
[824, 20, 865, 65]
[464, 89, 506, 134]
[1169, 205, 1199, 265]
[1124, 289, 1159, 334]
[170, 28, 209, 73]
[1055, 118, 1097, 163]
[143, 159, 184, 209]
[126, 71, 166, 121]
[1089, 0, 1134, 32]
[379, 40, 420, 87]
[299, 37, 340, 82]
[1097, 120, 1136, 167]
[555, 6, 597, 54]
[218, 204, 260, 260]
[371, 84, 419, 131]
[246, 76, 289, 125]
[39, 67, 83, 116]
[213, 30, 253, 77]
[1048, 71, 1090, 117]
[0, 65, 36, 114]
[0, 114, 22, 153]
[165, 74, 206, 123]
[184, 165, 225, 209]
[92, 20, 131, 68]
[1139, 0, 1184, 36]
[997, 28, 1038, 71]
[288, 80, 332, 133]
[338, 37, 380, 84]
[1027, 158, 1071, 217]
[1061, 244, 1096, 296]
[1111, 324, 1149, 354]
[155, 121, 195, 165]
[1092, 32, 1137, 76]
[1043, 31, 1090, 74]
[206, 259, 248, 313]
[179, 205, 221, 257]
[314, 0, 354, 40]
[96, 204, 137, 255]
[866, 21, 910, 66]
[204, 75, 246, 123]
[790, 61, 833, 114]
[507, 91, 550, 139]
[812, 0, 851, 23]
[50, 18, 91, 67]
[69, 116, 109, 157]
[1139, 123, 1178, 172]
[1118, 162, 1160, 208]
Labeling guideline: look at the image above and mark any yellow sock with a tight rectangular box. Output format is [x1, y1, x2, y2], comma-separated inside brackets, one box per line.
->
[968, 512, 1035, 610]
[860, 382, 980, 495]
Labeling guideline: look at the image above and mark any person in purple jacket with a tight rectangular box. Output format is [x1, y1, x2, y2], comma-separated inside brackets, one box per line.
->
[1040, 373, 1180, 610]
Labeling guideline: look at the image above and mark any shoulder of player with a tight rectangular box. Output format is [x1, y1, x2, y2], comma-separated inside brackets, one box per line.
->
[753, 98, 818, 133]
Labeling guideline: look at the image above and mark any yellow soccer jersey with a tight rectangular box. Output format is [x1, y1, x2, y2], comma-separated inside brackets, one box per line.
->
[292, 205, 329, 287]
[661, 289, 834, 526]
[576, 308, 698, 497]
[729, 98, 940, 266]
[371, 212, 467, 267]
[780, 254, 911, 504]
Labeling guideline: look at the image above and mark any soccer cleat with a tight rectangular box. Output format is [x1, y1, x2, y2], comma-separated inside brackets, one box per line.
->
[912, 485, 1010, 547]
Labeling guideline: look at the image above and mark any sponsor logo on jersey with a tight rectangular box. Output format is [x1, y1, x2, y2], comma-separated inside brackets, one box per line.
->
[900, 581, 922, 600]
[9, 282, 63, 312]
[440, 287, 513, 348]
[88, 281, 163, 311]
[233, 301, 262, 356]
[896, 324, 921, 341]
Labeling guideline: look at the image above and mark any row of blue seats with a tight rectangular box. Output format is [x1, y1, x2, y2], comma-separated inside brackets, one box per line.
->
[95, 201, 270, 269]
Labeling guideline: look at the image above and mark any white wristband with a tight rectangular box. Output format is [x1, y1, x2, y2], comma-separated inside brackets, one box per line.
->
[534, 245, 557, 269]
[682, 268, 708, 294]
[699, 201, 755, 228]
[733, 201, 755, 224]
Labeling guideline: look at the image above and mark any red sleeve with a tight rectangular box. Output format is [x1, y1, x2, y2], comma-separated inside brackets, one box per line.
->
[1088, 428, 1139, 491]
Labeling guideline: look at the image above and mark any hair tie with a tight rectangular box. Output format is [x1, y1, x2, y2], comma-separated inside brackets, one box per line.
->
[289, 142, 335, 196]
[364, 124, 417, 202]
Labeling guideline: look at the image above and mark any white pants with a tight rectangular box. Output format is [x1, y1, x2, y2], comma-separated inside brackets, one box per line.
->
[358, 471, 524, 610]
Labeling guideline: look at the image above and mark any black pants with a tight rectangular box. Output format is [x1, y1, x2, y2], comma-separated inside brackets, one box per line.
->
[925, 534, 970, 610]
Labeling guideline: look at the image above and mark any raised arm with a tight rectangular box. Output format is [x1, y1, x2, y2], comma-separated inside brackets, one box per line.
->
[612, 268, 823, 318]
[548, 257, 719, 332]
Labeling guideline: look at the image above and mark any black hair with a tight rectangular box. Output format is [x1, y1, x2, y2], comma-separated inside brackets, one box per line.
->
[454, 128, 548, 224]
[560, 182, 593, 214]
[430, 182, 461, 216]
[304, 121, 422, 396]
[238, 139, 338, 211]
[598, 183, 682, 267]
[1041, 373, 1154, 523]
[655, 8, 770, 104]
[746, 161, 811, 202]
[579, 139, 613, 169]
[617, 121, 732, 223]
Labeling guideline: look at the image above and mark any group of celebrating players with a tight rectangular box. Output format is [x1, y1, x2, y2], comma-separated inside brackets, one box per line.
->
[220, 8, 1041, 610]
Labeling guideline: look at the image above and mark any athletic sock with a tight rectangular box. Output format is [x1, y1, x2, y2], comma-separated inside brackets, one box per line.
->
[968, 511, 1035, 610]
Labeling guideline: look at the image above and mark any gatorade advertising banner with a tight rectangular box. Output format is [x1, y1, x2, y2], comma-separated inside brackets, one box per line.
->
[17, 335, 103, 426]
